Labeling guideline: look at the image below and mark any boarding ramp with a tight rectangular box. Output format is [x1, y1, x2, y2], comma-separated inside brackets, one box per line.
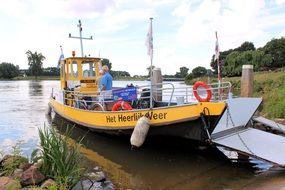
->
[211, 98, 285, 167]
[253, 116, 285, 134]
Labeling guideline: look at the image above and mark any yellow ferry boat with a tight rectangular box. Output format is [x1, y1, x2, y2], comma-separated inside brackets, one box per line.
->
[49, 55, 230, 142]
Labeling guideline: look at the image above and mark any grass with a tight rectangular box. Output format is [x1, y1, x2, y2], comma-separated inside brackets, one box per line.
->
[32, 125, 84, 189]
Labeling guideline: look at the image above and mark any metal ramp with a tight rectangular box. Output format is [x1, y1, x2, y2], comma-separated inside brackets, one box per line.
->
[211, 98, 285, 167]
[253, 116, 285, 134]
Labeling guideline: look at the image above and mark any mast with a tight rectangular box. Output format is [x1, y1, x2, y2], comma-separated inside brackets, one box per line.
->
[146, 18, 154, 108]
[69, 20, 93, 57]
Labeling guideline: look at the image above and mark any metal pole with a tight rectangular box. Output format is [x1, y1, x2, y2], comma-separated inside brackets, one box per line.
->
[78, 20, 84, 57]
[69, 20, 93, 57]
[149, 18, 153, 109]
[215, 31, 221, 98]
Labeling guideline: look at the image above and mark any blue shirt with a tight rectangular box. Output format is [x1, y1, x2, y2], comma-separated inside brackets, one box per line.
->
[100, 72, 113, 90]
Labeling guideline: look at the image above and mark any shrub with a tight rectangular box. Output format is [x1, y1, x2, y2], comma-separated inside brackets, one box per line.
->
[32, 126, 84, 189]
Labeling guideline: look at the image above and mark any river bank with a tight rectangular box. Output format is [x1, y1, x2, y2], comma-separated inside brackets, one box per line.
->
[0, 126, 114, 190]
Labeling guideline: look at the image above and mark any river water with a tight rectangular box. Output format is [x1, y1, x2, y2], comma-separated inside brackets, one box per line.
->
[0, 80, 285, 190]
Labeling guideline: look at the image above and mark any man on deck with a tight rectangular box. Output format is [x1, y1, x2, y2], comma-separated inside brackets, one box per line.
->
[100, 65, 113, 91]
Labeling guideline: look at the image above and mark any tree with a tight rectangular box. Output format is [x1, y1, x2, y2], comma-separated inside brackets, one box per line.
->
[42, 67, 60, 76]
[0, 62, 19, 79]
[26, 50, 45, 78]
[179, 66, 189, 78]
[192, 66, 207, 78]
[175, 66, 189, 78]
[223, 50, 272, 76]
[263, 37, 285, 68]
[236, 41, 255, 52]
[110, 70, 130, 78]
[210, 41, 255, 74]
[101, 59, 112, 71]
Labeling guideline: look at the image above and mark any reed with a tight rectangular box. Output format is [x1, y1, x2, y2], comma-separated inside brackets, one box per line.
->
[33, 125, 84, 189]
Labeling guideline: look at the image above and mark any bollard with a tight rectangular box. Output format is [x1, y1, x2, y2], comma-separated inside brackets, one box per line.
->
[240, 65, 253, 97]
[151, 67, 163, 101]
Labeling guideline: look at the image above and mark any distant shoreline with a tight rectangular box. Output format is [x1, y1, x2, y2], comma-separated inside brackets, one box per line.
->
[0, 76, 185, 82]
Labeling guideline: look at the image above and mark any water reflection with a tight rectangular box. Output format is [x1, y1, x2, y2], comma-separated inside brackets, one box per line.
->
[29, 80, 43, 96]
[52, 114, 259, 190]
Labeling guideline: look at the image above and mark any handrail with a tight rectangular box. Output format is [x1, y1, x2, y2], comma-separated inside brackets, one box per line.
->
[52, 81, 232, 111]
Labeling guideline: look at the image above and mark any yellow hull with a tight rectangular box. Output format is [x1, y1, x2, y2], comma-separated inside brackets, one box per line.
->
[49, 99, 226, 130]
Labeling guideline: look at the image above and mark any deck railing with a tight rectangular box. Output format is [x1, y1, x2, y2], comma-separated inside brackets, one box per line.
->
[52, 81, 232, 111]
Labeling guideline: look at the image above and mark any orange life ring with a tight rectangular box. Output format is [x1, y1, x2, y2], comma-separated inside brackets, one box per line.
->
[193, 81, 212, 102]
[112, 101, 133, 111]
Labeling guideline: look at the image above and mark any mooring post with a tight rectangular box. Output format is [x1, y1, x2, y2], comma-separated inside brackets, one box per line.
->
[151, 67, 162, 101]
[240, 65, 253, 97]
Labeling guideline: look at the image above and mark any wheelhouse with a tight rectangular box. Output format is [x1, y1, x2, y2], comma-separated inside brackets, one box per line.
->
[59, 57, 102, 93]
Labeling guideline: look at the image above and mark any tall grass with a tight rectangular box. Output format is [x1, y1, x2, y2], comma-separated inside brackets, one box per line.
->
[33, 126, 84, 189]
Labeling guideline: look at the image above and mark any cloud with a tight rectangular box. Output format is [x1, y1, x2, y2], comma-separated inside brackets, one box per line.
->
[172, 0, 267, 49]
[276, 0, 285, 4]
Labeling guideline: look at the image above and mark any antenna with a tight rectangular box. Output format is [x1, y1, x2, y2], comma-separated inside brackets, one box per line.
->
[69, 20, 93, 57]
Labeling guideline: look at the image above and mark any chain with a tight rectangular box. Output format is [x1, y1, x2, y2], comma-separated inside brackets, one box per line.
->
[226, 106, 256, 156]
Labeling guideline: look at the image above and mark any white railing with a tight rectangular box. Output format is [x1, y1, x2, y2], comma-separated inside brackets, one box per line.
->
[51, 81, 232, 111]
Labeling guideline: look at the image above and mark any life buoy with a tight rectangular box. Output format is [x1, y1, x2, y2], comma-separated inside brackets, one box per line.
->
[193, 81, 212, 102]
[112, 101, 132, 111]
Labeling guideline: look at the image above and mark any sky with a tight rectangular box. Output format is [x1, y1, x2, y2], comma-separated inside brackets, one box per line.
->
[0, 0, 285, 76]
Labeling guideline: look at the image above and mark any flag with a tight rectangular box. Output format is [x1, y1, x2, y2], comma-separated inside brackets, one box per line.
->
[214, 31, 220, 61]
[57, 46, 64, 68]
[146, 18, 153, 59]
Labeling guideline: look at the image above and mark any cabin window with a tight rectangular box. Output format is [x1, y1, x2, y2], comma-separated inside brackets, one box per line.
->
[82, 61, 96, 77]
[68, 62, 72, 77]
[72, 61, 78, 77]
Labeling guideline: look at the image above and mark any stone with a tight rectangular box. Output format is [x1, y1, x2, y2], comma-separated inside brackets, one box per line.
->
[40, 178, 56, 189]
[72, 179, 103, 190]
[101, 180, 114, 190]
[93, 166, 100, 171]
[86, 171, 106, 182]
[20, 165, 45, 186]
[72, 179, 114, 190]
[12, 168, 23, 178]
[19, 162, 33, 171]
[1, 155, 29, 171]
[0, 176, 21, 190]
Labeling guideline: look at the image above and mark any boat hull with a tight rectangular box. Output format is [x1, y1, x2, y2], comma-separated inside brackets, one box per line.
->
[49, 98, 226, 141]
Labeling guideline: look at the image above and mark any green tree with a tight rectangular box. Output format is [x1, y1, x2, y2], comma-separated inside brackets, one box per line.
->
[0, 62, 20, 79]
[192, 66, 207, 78]
[101, 58, 112, 71]
[263, 37, 285, 68]
[175, 66, 189, 78]
[179, 66, 189, 78]
[26, 50, 45, 78]
[236, 41, 255, 52]
[210, 41, 255, 74]
[42, 67, 60, 76]
[224, 50, 272, 76]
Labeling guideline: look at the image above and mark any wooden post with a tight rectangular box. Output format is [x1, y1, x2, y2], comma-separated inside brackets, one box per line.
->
[241, 65, 253, 97]
[151, 67, 162, 101]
